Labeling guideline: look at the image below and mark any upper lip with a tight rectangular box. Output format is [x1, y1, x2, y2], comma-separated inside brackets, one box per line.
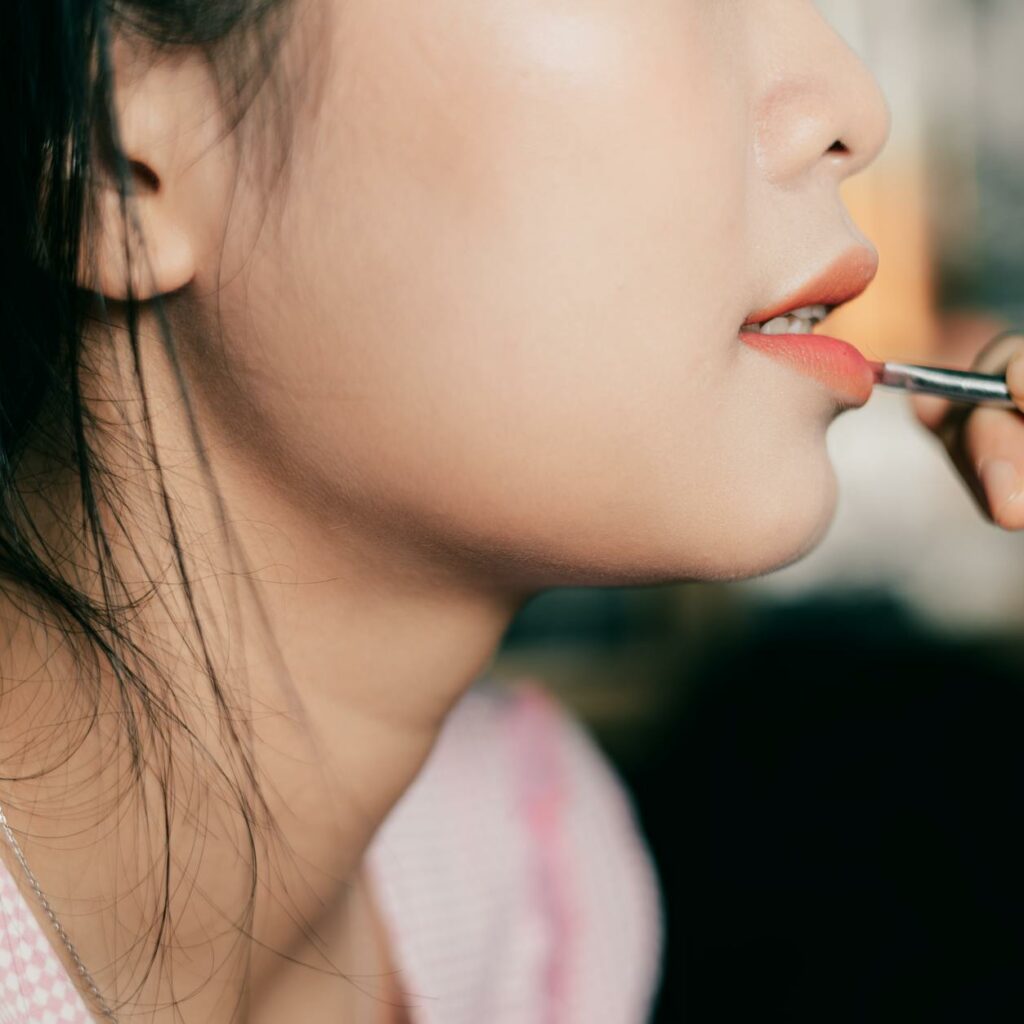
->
[742, 247, 879, 327]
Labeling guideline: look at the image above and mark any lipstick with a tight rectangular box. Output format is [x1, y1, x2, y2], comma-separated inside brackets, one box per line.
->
[739, 249, 879, 407]
[740, 330, 875, 407]
[870, 361, 1015, 407]
[738, 250, 1018, 409]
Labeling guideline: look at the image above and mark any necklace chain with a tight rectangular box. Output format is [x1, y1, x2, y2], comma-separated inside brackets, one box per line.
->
[0, 800, 117, 1020]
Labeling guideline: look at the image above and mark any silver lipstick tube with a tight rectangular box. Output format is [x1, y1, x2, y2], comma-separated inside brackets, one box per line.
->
[870, 361, 1016, 408]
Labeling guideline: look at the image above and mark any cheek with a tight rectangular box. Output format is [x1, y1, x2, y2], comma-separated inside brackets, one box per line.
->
[206, 0, 833, 584]
[282, 0, 750, 428]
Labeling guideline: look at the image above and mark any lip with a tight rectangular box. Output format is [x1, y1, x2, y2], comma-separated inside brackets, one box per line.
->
[739, 247, 878, 408]
[743, 247, 879, 326]
[738, 330, 876, 407]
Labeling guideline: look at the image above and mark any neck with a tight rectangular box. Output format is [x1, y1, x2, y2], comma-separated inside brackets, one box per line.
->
[0, 315, 529, 1019]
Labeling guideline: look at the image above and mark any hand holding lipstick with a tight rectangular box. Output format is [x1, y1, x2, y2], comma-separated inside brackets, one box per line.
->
[912, 329, 1024, 531]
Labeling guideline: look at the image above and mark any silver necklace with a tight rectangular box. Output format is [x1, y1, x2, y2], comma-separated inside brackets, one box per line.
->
[0, 799, 116, 1020]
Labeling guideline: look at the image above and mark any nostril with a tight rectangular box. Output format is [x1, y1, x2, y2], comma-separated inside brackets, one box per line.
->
[827, 139, 849, 154]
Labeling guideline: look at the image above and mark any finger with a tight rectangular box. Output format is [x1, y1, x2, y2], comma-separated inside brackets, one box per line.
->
[934, 329, 1024, 460]
[1007, 346, 1024, 410]
[910, 392, 951, 432]
[956, 405, 1024, 530]
[914, 329, 1024, 442]
[970, 330, 1024, 376]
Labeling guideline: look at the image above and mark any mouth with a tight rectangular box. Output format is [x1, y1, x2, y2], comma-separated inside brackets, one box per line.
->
[742, 247, 879, 330]
[737, 247, 879, 408]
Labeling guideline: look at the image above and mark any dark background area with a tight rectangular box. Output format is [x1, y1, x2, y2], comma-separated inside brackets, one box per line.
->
[628, 594, 1024, 1023]
[499, 590, 1024, 1021]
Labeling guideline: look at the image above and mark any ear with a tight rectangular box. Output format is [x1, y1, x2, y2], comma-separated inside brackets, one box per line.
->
[78, 36, 213, 302]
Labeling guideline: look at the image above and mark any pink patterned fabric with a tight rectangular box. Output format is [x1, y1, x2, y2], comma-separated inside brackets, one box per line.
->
[0, 677, 663, 1022]
[0, 863, 94, 1023]
[365, 678, 663, 1024]
[510, 685, 575, 1024]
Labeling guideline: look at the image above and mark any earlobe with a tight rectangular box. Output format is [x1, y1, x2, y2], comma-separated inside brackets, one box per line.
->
[81, 171, 197, 301]
[75, 33, 207, 303]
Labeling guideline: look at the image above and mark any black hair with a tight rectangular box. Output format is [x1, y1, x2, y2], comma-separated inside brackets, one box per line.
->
[1, 2, 305, 1017]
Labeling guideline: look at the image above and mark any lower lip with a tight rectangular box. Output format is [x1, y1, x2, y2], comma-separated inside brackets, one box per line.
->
[738, 331, 874, 407]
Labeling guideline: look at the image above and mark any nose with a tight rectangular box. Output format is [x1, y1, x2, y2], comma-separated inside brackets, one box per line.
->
[753, 11, 891, 186]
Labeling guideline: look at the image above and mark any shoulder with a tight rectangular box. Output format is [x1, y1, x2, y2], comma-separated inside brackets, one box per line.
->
[0, 847, 95, 1023]
[366, 677, 663, 1024]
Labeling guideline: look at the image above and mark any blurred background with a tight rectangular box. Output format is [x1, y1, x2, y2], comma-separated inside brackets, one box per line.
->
[490, 2, 1024, 1021]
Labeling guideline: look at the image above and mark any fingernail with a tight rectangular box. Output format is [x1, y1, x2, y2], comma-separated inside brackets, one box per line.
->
[1008, 352, 1024, 404]
[980, 458, 1022, 511]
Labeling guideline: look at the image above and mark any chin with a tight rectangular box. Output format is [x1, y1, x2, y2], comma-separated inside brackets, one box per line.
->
[527, 469, 839, 590]
[704, 460, 840, 583]
[626, 452, 841, 586]
[469, 438, 842, 590]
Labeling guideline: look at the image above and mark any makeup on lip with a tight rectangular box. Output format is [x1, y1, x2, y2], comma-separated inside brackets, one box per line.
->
[738, 249, 1017, 410]
[740, 330, 1016, 409]
[739, 327, 875, 407]
[738, 249, 880, 408]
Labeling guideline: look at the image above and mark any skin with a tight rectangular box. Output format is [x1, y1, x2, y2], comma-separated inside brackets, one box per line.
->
[0, 0, 891, 1020]
[913, 331, 1024, 531]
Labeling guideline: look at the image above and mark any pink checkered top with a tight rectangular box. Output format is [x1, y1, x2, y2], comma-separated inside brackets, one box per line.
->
[0, 679, 663, 1023]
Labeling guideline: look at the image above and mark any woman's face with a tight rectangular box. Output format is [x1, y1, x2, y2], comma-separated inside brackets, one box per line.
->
[184, 0, 890, 588]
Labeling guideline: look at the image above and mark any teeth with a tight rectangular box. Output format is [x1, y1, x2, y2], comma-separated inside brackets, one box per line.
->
[743, 304, 829, 335]
[758, 316, 814, 335]
[763, 317, 799, 335]
[789, 304, 828, 320]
